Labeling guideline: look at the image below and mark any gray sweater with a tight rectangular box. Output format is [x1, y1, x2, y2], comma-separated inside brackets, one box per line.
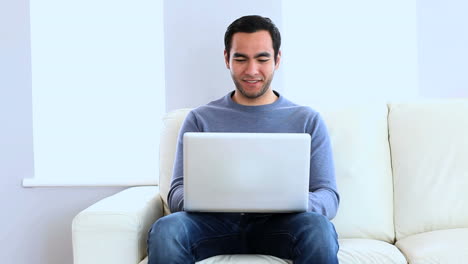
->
[168, 91, 340, 219]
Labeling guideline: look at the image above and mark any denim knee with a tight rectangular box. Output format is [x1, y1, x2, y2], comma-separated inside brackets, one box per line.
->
[293, 212, 338, 247]
[148, 213, 188, 244]
[297, 212, 335, 230]
[290, 212, 339, 263]
[147, 213, 196, 264]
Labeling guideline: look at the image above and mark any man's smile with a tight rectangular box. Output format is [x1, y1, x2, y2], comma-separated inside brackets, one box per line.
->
[243, 78, 263, 84]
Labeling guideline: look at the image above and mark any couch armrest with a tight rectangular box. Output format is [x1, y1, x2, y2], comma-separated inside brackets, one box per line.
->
[72, 186, 163, 264]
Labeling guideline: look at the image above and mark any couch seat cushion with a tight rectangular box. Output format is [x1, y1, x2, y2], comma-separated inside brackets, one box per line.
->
[138, 255, 290, 264]
[338, 239, 406, 264]
[395, 228, 468, 264]
[198, 255, 291, 264]
[139, 238, 406, 264]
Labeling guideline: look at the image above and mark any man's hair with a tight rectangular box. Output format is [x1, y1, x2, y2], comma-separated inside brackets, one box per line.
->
[224, 15, 281, 62]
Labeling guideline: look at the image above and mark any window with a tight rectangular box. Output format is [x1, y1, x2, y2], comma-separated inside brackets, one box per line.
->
[23, 0, 165, 187]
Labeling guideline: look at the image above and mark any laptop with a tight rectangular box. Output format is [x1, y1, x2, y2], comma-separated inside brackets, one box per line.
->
[183, 132, 311, 213]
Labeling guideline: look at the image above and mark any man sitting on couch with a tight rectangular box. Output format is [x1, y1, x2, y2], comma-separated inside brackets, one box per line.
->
[147, 15, 340, 264]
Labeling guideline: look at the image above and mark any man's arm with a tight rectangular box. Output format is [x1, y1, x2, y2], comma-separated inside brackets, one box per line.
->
[167, 111, 200, 213]
[307, 113, 340, 219]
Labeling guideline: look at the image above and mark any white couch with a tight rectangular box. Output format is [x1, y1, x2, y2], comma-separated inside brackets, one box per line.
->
[72, 100, 468, 264]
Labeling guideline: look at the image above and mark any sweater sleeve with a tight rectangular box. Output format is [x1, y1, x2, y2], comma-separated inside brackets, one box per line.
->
[307, 113, 340, 219]
[167, 111, 200, 213]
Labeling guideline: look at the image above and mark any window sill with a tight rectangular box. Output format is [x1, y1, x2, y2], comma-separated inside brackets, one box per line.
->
[22, 178, 158, 187]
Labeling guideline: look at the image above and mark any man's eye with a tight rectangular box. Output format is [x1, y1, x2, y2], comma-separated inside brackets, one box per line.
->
[234, 59, 247, 62]
[258, 59, 270, 63]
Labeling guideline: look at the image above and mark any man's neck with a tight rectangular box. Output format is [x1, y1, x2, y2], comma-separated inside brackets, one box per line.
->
[232, 89, 279, 106]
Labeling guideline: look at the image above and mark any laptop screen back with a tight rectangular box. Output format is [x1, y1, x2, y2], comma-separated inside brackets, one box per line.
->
[183, 132, 311, 213]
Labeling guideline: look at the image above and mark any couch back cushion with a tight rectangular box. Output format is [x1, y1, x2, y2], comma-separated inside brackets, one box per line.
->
[322, 104, 395, 243]
[159, 105, 395, 242]
[159, 109, 192, 215]
[389, 100, 468, 240]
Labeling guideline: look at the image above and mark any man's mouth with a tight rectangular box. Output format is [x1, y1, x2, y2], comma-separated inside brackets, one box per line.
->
[243, 79, 262, 84]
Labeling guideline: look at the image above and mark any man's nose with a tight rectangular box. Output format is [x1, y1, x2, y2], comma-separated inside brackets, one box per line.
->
[245, 61, 259, 75]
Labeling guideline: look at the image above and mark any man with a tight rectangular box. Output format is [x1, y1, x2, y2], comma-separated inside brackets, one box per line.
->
[147, 15, 340, 264]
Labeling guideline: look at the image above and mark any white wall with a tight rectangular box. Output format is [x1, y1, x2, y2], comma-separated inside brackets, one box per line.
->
[281, 1, 419, 108]
[418, 0, 468, 98]
[1, 0, 467, 263]
[164, 0, 283, 111]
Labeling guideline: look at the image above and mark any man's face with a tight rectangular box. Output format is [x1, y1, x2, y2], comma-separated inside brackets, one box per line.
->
[224, 30, 281, 101]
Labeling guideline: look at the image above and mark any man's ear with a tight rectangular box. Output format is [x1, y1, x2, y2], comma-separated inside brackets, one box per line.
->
[224, 50, 230, 69]
[275, 50, 282, 70]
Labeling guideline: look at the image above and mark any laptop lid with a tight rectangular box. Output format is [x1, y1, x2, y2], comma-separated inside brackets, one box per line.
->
[183, 132, 311, 213]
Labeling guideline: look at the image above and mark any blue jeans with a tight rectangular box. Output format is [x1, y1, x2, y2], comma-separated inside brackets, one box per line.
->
[147, 211, 338, 264]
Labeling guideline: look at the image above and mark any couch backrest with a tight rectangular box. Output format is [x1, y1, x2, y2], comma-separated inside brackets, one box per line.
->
[389, 100, 468, 241]
[159, 104, 396, 242]
[322, 104, 395, 243]
[159, 109, 192, 215]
